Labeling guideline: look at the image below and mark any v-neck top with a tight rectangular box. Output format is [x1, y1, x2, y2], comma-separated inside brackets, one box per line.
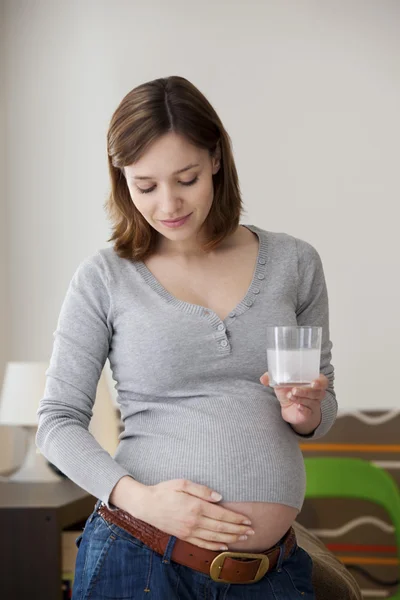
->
[134, 224, 269, 334]
[37, 225, 337, 511]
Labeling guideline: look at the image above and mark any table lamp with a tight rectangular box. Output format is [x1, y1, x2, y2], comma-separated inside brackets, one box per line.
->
[0, 361, 60, 482]
[0, 361, 120, 482]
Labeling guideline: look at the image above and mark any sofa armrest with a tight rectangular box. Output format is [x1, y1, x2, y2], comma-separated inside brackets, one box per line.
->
[293, 521, 363, 600]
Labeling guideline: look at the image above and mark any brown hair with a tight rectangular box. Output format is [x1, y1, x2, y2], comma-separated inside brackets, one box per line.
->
[106, 76, 243, 261]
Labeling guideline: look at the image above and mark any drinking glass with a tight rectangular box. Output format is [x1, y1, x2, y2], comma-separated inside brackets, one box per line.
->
[266, 326, 322, 387]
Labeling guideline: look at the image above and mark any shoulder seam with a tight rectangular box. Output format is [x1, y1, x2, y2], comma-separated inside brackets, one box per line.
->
[95, 251, 117, 324]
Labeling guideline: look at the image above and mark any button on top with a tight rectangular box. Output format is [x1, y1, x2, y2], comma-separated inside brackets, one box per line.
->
[253, 288, 260, 294]
[257, 274, 265, 280]
[220, 340, 228, 347]
[217, 324, 225, 331]
[229, 312, 236, 318]
[244, 299, 253, 307]
[258, 258, 266, 265]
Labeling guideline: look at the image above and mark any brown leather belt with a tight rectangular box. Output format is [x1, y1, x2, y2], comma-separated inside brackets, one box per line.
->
[97, 503, 296, 584]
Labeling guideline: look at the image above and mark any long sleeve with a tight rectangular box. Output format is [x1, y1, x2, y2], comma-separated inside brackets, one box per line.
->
[36, 254, 130, 507]
[293, 238, 337, 439]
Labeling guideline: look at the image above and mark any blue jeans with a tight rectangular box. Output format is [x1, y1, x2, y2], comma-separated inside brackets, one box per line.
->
[72, 500, 315, 599]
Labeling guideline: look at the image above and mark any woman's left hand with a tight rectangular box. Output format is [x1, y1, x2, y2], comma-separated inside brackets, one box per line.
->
[259, 372, 329, 432]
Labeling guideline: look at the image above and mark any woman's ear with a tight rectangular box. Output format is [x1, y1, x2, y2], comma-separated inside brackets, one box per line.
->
[212, 142, 221, 175]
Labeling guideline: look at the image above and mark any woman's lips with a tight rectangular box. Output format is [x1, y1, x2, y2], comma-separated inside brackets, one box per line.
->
[160, 213, 192, 228]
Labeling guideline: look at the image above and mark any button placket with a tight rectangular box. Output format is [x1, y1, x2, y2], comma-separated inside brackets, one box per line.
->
[234, 228, 268, 317]
[214, 319, 230, 352]
[216, 336, 230, 353]
[214, 327, 228, 341]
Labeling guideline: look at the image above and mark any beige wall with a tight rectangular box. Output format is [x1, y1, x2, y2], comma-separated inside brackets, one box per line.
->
[0, 0, 14, 472]
[0, 1, 7, 376]
[0, 1, 26, 473]
[2, 0, 400, 416]
[0, 0, 8, 467]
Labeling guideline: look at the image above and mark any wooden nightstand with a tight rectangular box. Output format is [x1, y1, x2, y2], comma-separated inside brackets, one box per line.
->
[0, 479, 96, 599]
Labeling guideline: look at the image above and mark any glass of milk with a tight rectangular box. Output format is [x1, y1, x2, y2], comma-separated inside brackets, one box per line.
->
[266, 326, 322, 387]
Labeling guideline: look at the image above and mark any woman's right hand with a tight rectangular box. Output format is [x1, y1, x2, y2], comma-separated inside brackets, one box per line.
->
[137, 478, 255, 551]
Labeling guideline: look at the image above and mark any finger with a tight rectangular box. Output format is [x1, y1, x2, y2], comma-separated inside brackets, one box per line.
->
[176, 479, 223, 503]
[202, 503, 252, 526]
[294, 402, 313, 413]
[291, 396, 321, 413]
[311, 374, 329, 390]
[184, 536, 229, 551]
[259, 372, 270, 386]
[199, 516, 254, 536]
[193, 527, 249, 544]
[289, 388, 323, 401]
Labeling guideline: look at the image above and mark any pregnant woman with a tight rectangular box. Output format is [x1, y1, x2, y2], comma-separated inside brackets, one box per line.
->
[36, 75, 337, 599]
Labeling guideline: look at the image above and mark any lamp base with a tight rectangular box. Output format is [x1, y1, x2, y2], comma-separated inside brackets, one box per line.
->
[8, 427, 63, 482]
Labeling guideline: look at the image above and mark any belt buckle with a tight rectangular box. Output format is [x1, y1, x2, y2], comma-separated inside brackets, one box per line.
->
[209, 551, 270, 584]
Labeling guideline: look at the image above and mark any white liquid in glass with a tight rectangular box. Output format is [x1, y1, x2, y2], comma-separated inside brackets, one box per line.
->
[267, 348, 320, 386]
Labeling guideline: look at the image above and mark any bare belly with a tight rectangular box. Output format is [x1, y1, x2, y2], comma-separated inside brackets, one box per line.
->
[222, 501, 298, 552]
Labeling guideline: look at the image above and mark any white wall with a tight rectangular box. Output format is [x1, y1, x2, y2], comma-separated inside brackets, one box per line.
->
[0, 0, 7, 465]
[0, 0, 7, 375]
[0, 0, 26, 473]
[2, 0, 400, 411]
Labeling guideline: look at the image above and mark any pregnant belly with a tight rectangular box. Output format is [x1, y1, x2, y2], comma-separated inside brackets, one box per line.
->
[221, 501, 298, 552]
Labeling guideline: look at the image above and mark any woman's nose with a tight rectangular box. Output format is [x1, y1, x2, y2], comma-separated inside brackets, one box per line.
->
[159, 188, 182, 215]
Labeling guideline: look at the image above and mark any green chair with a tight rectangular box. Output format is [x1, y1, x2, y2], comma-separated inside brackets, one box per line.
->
[304, 457, 400, 600]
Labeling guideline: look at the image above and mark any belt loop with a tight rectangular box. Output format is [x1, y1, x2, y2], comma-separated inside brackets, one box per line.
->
[161, 536, 177, 565]
[276, 527, 294, 571]
[276, 539, 286, 572]
[88, 499, 102, 523]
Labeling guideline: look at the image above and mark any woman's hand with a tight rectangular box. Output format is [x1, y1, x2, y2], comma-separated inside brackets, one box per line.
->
[136, 479, 255, 551]
[260, 372, 329, 435]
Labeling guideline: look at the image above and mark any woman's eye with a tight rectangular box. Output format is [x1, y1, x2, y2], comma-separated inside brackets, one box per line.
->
[137, 176, 198, 195]
[137, 186, 156, 194]
[180, 176, 199, 187]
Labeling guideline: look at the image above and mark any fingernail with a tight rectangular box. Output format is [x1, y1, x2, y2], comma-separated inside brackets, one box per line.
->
[287, 392, 292, 400]
[246, 530, 255, 535]
[239, 535, 248, 540]
[311, 381, 317, 388]
[242, 519, 252, 525]
[292, 388, 297, 395]
[211, 492, 222, 501]
[220, 545, 228, 550]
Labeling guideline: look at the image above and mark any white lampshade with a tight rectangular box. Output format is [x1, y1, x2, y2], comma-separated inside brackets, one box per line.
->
[0, 362, 48, 425]
[0, 361, 120, 482]
[0, 361, 56, 482]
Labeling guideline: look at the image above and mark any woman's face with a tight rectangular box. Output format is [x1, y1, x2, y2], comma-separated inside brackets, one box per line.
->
[124, 132, 220, 250]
